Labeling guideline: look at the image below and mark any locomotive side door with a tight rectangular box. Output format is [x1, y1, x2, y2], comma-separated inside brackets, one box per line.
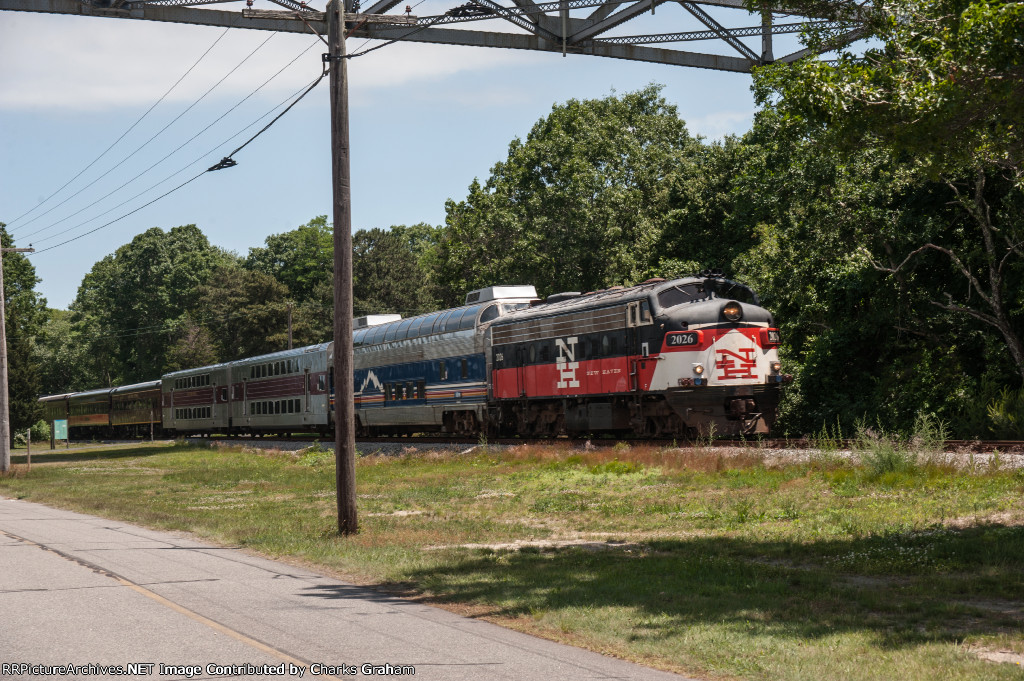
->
[626, 303, 641, 391]
[516, 346, 526, 398]
[626, 301, 653, 391]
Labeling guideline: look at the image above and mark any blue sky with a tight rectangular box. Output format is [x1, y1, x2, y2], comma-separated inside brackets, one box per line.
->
[0, 3, 804, 309]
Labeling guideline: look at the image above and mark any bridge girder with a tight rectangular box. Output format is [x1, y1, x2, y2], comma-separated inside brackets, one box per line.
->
[0, 0, 865, 71]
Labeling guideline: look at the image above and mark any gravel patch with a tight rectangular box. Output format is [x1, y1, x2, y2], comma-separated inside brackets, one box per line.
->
[191, 438, 1024, 469]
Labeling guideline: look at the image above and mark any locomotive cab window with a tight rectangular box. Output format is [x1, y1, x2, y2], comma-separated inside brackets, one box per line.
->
[657, 284, 704, 310]
[640, 300, 652, 324]
[479, 304, 499, 324]
[706, 280, 759, 305]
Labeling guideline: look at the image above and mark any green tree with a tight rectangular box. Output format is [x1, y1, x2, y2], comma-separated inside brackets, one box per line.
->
[353, 227, 438, 317]
[69, 225, 234, 384]
[754, 0, 1024, 383]
[731, 109, 1013, 436]
[245, 216, 333, 302]
[36, 309, 96, 395]
[659, 136, 757, 274]
[164, 316, 219, 373]
[1, 226, 47, 439]
[193, 264, 305, 360]
[437, 86, 703, 303]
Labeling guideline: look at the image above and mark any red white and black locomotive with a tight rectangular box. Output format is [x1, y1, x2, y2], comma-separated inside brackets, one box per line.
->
[487, 273, 789, 438]
[40, 273, 789, 440]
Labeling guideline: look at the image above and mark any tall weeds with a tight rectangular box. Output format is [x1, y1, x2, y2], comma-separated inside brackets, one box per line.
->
[854, 414, 948, 479]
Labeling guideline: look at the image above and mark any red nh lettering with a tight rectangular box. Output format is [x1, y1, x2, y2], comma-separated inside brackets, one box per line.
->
[716, 348, 757, 380]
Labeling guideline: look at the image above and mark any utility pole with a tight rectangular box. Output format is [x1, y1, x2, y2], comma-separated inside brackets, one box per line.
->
[287, 302, 294, 350]
[0, 246, 35, 474]
[328, 0, 357, 535]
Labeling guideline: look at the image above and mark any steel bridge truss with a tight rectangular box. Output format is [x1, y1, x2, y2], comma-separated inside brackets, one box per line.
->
[0, 0, 865, 72]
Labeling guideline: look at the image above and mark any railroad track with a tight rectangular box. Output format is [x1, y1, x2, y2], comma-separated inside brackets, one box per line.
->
[180, 435, 1024, 454]
[47, 436, 1024, 454]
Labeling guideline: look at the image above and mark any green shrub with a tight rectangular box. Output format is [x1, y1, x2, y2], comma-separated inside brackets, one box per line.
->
[987, 386, 1024, 438]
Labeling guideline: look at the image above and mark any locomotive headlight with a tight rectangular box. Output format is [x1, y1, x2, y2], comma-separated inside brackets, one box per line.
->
[723, 302, 743, 322]
[693, 363, 705, 375]
[771, 361, 782, 373]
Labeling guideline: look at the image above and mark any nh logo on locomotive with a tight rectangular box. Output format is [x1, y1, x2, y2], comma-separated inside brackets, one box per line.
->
[716, 348, 757, 380]
[556, 337, 580, 388]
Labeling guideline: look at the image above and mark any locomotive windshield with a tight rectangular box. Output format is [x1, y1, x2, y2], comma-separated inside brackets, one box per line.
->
[657, 279, 760, 310]
[657, 283, 706, 309]
[705, 279, 759, 305]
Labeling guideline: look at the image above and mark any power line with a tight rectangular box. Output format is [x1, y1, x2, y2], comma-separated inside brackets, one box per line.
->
[32, 68, 327, 255]
[6, 27, 232, 233]
[31, 88, 306, 249]
[29, 37, 320, 246]
[28, 11, 447, 256]
[17, 30, 278, 241]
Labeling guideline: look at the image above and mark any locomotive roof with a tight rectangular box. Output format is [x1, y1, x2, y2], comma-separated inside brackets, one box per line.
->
[492, 276, 761, 326]
[492, 278, 687, 324]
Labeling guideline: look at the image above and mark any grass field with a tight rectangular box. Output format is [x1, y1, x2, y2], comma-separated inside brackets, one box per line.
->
[1, 440, 1022, 680]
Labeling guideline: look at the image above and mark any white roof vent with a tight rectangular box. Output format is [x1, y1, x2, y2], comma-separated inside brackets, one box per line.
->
[465, 285, 538, 305]
[354, 314, 402, 329]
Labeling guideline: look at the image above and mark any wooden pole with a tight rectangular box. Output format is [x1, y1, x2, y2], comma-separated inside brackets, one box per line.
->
[328, 0, 358, 535]
[287, 302, 293, 350]
[1, 249, 8, 473]
[26, 427, 30, 469]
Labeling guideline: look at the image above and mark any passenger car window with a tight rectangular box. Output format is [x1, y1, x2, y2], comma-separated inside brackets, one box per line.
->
[434, 311, 453, 333]
[459, 306, 480, 330]
[368, 325, 387, 345]
[420, 313, 440, 336]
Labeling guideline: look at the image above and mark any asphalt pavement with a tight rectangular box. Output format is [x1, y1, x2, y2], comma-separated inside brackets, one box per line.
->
[0, 497, 693, 681]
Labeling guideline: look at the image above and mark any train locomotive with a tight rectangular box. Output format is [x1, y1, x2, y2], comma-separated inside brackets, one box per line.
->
[40, 273, 790, 440]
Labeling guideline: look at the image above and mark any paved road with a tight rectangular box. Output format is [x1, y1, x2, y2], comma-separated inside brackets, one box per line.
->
[0, 497, 692, 681]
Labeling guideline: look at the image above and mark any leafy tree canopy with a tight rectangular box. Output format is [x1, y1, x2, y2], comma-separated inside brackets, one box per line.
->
[353, 226, 439, 317]
[754, 0, 1024, 176]
[246, 215, 333, 302]
[437, 85, 703, 303]
[752, 0, 1024, 386]
[69, 225, 235, 384]
[1, 225, 47, 437]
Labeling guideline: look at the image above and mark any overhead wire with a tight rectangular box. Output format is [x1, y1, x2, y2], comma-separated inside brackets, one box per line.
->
[31, 37, 322, 247]
[6, 27, 232, 233]
[32, 66, 325, 255]
[30, 4, 457, 257]
[18, 30, 279, 240]
[32, 43, 325, 254]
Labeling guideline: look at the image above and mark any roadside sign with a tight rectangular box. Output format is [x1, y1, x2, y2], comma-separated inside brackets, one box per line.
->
[53, 419, 67, 440]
